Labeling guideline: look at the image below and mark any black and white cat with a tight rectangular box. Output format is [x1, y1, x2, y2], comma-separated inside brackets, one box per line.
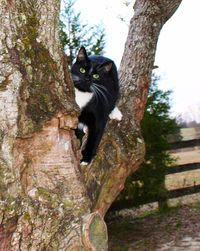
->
[71, 47, 122, 164]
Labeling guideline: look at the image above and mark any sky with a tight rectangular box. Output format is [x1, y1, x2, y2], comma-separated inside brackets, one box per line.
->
[73, 0, 200, 122]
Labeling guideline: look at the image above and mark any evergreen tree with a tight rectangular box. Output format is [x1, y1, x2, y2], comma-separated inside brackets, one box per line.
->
[117, 75, 181, 210]
[60, 0, 106, 66]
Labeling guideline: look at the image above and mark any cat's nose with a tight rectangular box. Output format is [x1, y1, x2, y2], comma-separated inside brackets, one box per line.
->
[85, 78, 92, 85]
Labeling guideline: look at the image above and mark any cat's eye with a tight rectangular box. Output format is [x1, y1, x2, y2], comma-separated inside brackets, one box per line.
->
[80, 67, 86, 74]
[92, 74, 100, 79]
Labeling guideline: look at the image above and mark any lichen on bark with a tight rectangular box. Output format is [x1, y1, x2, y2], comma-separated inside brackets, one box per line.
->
[8, 0, 76, 137]
[0, 0, 88, 250]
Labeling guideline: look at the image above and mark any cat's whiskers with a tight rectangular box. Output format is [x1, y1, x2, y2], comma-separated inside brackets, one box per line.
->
[94, 84, 113, 99]
[90, 86, 99, 104]
[72, 74, 81, 82]
[94, 84, 108, 93]
[92, 84, 109, 105]
[91, 85, 102, 102]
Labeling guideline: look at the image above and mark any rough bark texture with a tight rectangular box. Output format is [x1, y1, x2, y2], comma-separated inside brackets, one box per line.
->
[0, 0, 93, 250]
[83, 0, 183, 217]
[0, 0, 182, 250]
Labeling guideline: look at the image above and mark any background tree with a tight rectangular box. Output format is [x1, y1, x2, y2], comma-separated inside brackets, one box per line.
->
[0, 0, 182, 250]
[112, 75, 181, 211]
[59, 0, 106, 65]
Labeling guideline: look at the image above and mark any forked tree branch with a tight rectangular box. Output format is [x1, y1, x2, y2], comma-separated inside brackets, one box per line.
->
[82, 0, 183, 216]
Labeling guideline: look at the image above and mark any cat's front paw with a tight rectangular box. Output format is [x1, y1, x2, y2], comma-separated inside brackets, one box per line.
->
[109, 107, 122, 121]
[81, 150, 93, 165]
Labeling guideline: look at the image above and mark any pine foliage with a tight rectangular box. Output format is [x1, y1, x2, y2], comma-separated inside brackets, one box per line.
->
[59, 0, 106, 66]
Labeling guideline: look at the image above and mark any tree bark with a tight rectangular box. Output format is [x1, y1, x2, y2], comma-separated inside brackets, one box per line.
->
[0, 1, 92, 250]
[83, 0, 183, 217]
[0, 0, 182, 250]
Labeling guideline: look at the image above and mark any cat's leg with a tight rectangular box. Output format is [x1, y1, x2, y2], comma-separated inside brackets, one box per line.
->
[75, 112, 89, 152]
[81, 121, 106, 164]
[75, 126, 85, 143]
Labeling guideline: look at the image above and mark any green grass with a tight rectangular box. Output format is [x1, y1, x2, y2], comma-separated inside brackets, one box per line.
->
[113, 247, 129, 251]
[137, 203, 182, 220]
[189, 200, 200, 209]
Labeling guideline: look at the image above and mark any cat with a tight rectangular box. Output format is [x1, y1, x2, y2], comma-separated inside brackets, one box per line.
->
[71, 47, 122, 164]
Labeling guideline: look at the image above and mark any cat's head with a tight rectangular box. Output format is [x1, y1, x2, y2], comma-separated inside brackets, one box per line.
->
[71, 47, 113, 93]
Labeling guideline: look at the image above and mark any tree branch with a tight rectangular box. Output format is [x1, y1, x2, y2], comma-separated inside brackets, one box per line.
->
[82, 0, 183, 217]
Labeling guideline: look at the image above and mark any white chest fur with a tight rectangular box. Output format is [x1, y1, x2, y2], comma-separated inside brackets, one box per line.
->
[75, 87, 94, 109]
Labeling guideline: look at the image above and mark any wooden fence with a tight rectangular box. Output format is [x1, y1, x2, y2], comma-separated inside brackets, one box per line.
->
[166, 127, 200, 198]
[110, 127, 200, 211]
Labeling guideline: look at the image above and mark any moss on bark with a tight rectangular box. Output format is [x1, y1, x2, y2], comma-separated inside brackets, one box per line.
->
[9, 1, 75, 137]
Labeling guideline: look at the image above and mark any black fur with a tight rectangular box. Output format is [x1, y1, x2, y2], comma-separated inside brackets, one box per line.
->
[71, 47, 119, 163]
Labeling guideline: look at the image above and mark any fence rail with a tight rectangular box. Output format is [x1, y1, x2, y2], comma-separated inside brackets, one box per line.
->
[110, 127, 200, 211]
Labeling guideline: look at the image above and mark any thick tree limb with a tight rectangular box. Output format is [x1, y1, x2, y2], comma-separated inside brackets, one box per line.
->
[82, 0, 183, 217]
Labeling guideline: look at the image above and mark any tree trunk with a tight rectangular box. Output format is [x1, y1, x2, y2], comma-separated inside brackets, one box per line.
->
[0, 0, 182, 250]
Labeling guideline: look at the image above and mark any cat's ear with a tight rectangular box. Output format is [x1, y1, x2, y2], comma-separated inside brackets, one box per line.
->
[101, 61, 113, 72]
[77, 47, 88, 62]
